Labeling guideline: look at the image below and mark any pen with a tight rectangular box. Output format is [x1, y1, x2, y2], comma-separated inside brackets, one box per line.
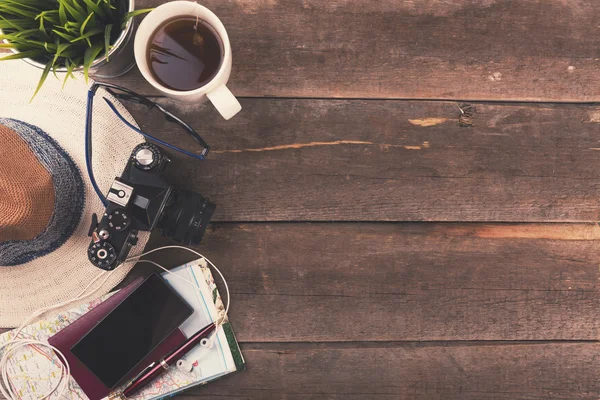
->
[119, 322, 216, 398]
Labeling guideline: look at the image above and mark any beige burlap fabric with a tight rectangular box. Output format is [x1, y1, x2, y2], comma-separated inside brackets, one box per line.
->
[0, 61, 150, 327]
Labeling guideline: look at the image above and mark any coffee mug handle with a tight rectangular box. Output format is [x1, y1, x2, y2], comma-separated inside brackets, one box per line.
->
[206, 84, 242, 120]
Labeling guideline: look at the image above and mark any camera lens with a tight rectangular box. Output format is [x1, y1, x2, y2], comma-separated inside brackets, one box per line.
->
[158, 190, 216, 244]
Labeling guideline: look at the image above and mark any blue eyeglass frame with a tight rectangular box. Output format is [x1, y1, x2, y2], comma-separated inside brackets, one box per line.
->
[85, 82, 211, 206]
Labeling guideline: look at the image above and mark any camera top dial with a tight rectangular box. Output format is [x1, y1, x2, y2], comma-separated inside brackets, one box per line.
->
[132, 143, 164, 171]
[88, 241, 117, 270]
[107, 208, 130, 231]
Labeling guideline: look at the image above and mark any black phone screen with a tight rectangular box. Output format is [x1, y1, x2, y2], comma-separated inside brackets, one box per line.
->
[71, 273, 193, 388]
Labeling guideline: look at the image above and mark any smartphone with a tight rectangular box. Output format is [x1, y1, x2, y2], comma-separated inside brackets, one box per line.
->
[71, 273, 194, 388]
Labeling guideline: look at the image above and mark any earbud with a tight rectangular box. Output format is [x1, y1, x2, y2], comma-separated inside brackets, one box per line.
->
[176, 359, 193, 372]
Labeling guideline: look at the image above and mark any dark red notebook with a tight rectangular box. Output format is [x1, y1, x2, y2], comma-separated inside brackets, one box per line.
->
[48, 278, 187, 400]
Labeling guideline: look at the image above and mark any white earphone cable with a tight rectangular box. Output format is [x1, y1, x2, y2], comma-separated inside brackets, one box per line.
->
[0, 247, 228, 400]
[124, 245, 230, 316]
[0, 271, 114, 400]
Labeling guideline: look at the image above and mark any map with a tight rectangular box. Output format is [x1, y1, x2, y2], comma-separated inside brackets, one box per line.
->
[0, 300, 102, 399]
[0, 259, 241, 400]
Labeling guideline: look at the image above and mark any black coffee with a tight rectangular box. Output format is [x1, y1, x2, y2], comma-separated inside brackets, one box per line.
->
[147, 17, 223, 91]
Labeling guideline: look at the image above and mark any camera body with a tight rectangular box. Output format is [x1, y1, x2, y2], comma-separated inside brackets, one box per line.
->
[88, 143, 216, 270]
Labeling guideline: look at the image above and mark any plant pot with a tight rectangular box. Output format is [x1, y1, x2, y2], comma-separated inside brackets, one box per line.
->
[3, 0, 137, 79]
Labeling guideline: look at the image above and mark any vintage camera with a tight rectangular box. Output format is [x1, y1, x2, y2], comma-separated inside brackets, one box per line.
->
[88, 143, 216, 270]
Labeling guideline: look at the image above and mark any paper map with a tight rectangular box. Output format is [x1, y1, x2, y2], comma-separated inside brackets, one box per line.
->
[0, 300, 102, 400]
[0, 259, 242, 400]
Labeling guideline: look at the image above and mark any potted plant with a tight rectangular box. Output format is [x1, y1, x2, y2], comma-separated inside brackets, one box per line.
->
[0, 0, 151, 98]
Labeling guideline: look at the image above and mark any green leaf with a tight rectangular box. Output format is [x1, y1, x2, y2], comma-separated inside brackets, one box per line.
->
[1, 1, 41, 13]
[82, 0, 105, 17]
[0, 49, 45, 61]
[83, 42, 103, 83]
[69, 0, 87, 17]
[6, 37, 49, 49]
[58, 48, 80, 58]
[6, 43, 42, 52]
[0, 4, 38, 19]
[70, 27, 103, 43]
[100, 0, 115, 16]
[58, 3, 67, 25]
[37, 13, 45, 32]
[59, 0, 86, 23]
[52, 62, 59, 79]
[64, 21, 80, 33]
[0, 17, 37, 30]
[4, 0, 49, 8]
[63, 59, 77, 89]
[80, 12, 95, 35]
[122, 8, 153, 23]
[41, 10, 61, 25]
[52, 28, 76, 41]
[11, 28, 40, 38]
[103, 23, 112, 60]
[52, 42, 72, 66]
[0, 0, 139, 95]
[40, 29, 53, 42]
[30, 61, 52, 101]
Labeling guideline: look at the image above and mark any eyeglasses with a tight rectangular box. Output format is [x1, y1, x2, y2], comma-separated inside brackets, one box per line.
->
[85, 82, 210, 206]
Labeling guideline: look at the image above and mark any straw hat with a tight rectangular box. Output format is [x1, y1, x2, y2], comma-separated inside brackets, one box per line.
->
[0, 61, 149, 327]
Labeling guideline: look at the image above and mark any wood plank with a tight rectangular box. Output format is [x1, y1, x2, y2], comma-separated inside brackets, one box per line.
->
[139, 222, 600, 342]
[180, 343, 600, 399]
[9, 221, 600, 342]
[126, 99, 600, 222]
[111, 0, 600, 101]
[5, 0, 600, 101]
[0, 341, 597, 399]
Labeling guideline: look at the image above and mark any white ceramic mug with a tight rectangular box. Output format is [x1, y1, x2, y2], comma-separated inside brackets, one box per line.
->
[134, 1, 242, 120]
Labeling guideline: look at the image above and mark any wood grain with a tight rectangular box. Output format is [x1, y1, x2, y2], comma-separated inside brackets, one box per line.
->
[126, 99, 600, 222]
[5, 0, 600, 102]
[1, 338, 597, 399]
[180, 343, 600, 399]
[4, 222, 600, 398]
[2, 1, 599, 399]
[110, 0, 600, 102]
[138, 222, 600, 342]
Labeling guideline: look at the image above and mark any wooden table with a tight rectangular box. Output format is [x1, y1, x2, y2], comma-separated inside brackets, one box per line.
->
[6, 0, 600, 398]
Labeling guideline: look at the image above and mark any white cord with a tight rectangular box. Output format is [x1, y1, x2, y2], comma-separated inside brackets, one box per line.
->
[124, 246, 230, 349]
[124, 245, 230, 316]
[0, 271, 113, 400]
[0, 246, 229, 400]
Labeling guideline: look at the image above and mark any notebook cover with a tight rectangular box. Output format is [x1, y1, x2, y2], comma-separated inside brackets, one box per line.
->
[48, 278, 187, 400]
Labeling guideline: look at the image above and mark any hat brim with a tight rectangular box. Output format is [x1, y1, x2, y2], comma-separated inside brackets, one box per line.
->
[0, 61, 150, 327]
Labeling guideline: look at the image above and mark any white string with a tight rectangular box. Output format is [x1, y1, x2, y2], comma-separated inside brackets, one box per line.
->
[124, 246, 230, 349]
[124, 245, 230, 317]
[0, 271, 114, 400]
[0, 246, 229, 400]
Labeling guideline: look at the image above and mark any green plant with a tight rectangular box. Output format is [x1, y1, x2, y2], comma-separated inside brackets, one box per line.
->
[0, 0, 151, 98]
